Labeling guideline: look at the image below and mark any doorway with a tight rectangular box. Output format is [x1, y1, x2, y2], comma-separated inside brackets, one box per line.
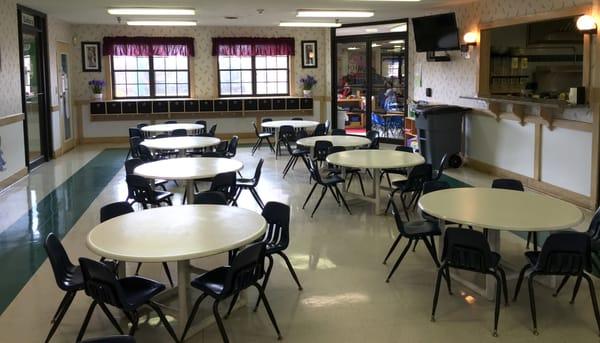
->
[18, 6, 52, 170]
[56, 42, 76, 153]
[332, 20, 409, 143]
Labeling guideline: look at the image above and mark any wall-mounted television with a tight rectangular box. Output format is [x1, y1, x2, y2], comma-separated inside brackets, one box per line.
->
[412, 13, 460, 52]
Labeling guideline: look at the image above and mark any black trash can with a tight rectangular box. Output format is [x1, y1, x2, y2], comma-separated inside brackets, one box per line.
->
[414, 105, 470, 167]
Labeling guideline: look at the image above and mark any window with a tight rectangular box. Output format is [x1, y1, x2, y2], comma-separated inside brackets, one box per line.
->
[218, 55, 289, 97]
[112, 55, 190, 98]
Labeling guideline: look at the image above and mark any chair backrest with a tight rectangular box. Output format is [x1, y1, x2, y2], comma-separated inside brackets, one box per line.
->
[313, 123, 326, 136]
[136, 123, 148, 129]
[100, 202, 134, 223]
[434, 153, 448, 180]
[404, 163, 433, 192]
[262, 202, 291, 250]
[193, 191, 228, 205]
[279, 125, 296, 140]
[306, 159, 324, 184]
[252, 122, 260, 136]
[292, 117, 303, 120]
[366, 130, 380, 149]
[208, 124, 217, 136]
[223, 242, 266, 295]
[124, 158, 144, 175]
[588, 207, 600, 242]
[79, 258, 127, 309]
[137, 145, 155, 162]
[44, 233, 77, 291]
[536, 232, 591, 274]
[129, 127, 142, 139]
[129, 137, 142, 159]
[395, 146, 413, 153]
[328, 146, 346, 155]
[296, 129, 309, 139]
[210, 172, 237, 200]
[171, 128, 187, 137]
[262, 118, 273, 123]
[388, 198, 407, 235]
[195, 120, 207, 134]
[164, 120, 177, 124]
[442, 228, 495, 272]
[125, 175, 155, 205]
[324, 119, 331, 134]
[227, 136, 239, 157]
[314, 140, 333, 161]
[331, 129, 346, 136]
[251, 158, 264, 185]
[261, 118, 273, 133]
[282, 136, 296, 155]
[422, 180, 450, 195]
[491, 178, 524, 191]
[215, 140, 229, 154]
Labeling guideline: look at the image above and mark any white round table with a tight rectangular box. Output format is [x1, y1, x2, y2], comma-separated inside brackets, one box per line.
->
[297, 135, 371, 148]
[134, 157, 243, 204]
[326, 150, 425, 214]
[141, 136, 220, 157]
[141, 123, 204, 134]
[261, 120, 320, 158]
[418, 187, 583, 299]
[87, 205, 266, 335]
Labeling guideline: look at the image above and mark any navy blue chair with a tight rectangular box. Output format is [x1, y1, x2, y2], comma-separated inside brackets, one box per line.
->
[193, 191, 227, 205]
[302, 159, 351, 217]
[77, 258, 179, 342]
[513, 232, 600, 336]
[252, 122, 275, 155]
[385, 163, 433, 220]
[432, 228, 508, 337]
[234, 158, 265, 208]
[282, 136, 310, 178]
[180, 242, 282, 342]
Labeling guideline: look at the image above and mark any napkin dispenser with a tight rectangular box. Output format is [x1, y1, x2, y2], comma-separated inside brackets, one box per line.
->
[569, 87, 586, 105]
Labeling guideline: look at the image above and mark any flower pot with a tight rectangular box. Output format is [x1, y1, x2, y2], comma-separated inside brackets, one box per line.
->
[93, 93, 103, 100]
[303, 90, 312, 98]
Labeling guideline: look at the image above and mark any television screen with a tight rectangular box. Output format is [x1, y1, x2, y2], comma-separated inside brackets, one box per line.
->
[412, 13, 460, 52]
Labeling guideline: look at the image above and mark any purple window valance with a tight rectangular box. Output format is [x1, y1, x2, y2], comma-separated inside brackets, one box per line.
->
[212, 37, 295, 57]
[102, 37, 195, 57]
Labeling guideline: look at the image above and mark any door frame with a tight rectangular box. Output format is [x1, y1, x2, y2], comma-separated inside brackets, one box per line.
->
[330, 19, 409, 143]
[17, 5, 53, 170]
[56, 41, 76, 154]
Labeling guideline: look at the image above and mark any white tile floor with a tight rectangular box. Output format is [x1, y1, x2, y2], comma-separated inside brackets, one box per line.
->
[0, 143, 598, 342]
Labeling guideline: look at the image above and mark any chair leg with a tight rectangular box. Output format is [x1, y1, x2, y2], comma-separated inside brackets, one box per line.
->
[583, 273, 600, 335]
[527, 274, 539, 335]
[98, 302, 124, 335]
[400, 193, 410, 221]
[180, 294, 208, 342]
[212, 300, 229, 343]
[356, 172, 366, 196]
[386, 239, 413, 283]
[513, 264, 530, 302]
[253, 284, 283, 340]
[347, 173, 355, 190]
[127, 311, 139, 336]
[553, 275, 570, 297]
[311, 187, 328, 218]
[76, 301, 98, 342]
[526, 232, 532, 249]
[335, 185, 352, 215]
[279, 252, 303, 290]
[498, 267, 509, 306]
[162, 262, 174, 288]
[282, 156, 295, 178]
[253, 254, 274, 312]
[224, 292, 240, 319]
[135, 262, 143, 275]
[492, 273, 501, 337]
[431, 266, 445, 322]
[327, 186, 340, 205]
[302, 183, 318, 209]
[45, 291, 76, 343]
[383, 235, 402, 265]
[249, 188, 265, 209]
[444, 265, 453, 295]
[421, 237, 440, 267]
[266, 138, 275, 153]
[569, 274, 583, 304]
[147, 301, 179, 342]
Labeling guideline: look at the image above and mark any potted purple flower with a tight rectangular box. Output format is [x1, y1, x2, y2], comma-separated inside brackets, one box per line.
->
[88, 80, 105, 100]
[300, 75, 317, 98]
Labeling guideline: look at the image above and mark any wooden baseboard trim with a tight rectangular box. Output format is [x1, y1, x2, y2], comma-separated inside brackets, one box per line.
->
[0, 113, 24, 127]
[0, 168, 28, 192]
[465, 157, 592, 209]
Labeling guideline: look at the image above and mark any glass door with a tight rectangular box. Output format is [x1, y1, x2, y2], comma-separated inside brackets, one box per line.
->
[19, 8, 51, 169]
[335, 41, 367, 134]
[57, 41, 75, 152]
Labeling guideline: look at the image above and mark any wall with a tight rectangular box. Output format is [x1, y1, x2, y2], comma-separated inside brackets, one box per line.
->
[408, 0, 595, 200]
[0, 0, 26, 185]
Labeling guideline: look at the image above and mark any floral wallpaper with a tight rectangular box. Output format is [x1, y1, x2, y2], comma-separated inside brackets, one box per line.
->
[70, 24, 328, 100]
[0, 0, 23, 116]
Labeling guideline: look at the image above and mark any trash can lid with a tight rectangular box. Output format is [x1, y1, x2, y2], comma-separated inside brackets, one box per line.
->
[415, 104, 471, 115]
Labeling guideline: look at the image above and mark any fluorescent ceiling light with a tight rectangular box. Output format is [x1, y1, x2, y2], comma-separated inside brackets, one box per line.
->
[393, 45, 403, 48]
[365, 28, 378, 33]
[347, 47, 359, 50]
[108, 8, 195, 16]
[389, 40, 404, 44]
[127, 20, 197, 26]
[279, 22, 342, 27]
[390, 23, 407, 32]
[297, 10, 374, 18]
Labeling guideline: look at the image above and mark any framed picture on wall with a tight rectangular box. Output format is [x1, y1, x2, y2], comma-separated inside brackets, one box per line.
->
[81, 42, 101, 72]
[301, 40, 317, 68]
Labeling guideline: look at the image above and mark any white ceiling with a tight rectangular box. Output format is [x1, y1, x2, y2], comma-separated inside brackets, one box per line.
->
[20, 0, 476, 26]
